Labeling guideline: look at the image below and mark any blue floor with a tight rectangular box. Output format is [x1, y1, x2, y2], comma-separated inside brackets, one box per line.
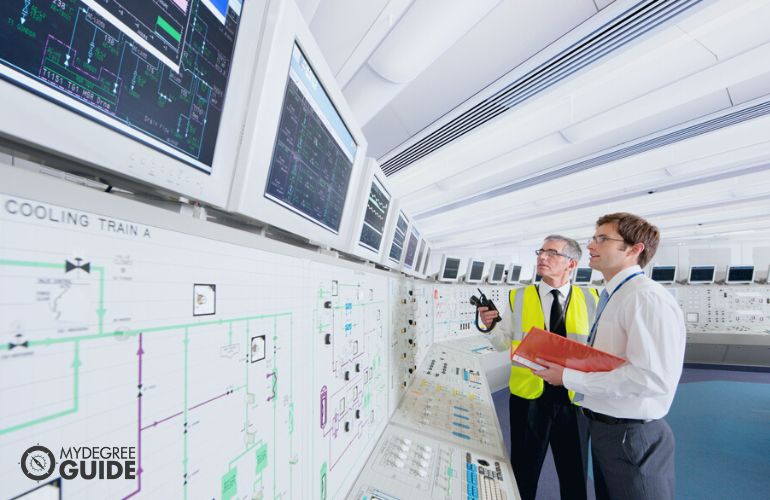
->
[492, 366, 770, 500]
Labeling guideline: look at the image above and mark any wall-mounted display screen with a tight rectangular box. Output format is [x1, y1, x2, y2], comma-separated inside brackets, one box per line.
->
[574, 267, 593, 283]
[403, 229, 420, 269]
[422, 248, 431, 275]
[470, 261, 484, 280]
[507, 264, 522, 284]
[414, 240, 426, 272]
[358, 175, 391, 252]
[264, 43, 357, 233]
[441, 257, 461, 280]
[388, 212, 408, 263]
[0, 0, 244, 173]
[491, 263, 505, 282]
[688, 266, 715, 284]
[726, 266, 754, 284]
[651, 266, 677, 283]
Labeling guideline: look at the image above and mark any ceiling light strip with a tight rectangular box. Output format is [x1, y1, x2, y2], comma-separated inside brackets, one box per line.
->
[415, 100, 770, 219]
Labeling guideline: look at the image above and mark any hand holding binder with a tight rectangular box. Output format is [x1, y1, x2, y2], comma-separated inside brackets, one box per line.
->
[512, 327, 625, 372]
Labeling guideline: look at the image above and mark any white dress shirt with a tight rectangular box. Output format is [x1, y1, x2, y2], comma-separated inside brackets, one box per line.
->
[484, 281, 571, 351]
[562, 265, 686, 420]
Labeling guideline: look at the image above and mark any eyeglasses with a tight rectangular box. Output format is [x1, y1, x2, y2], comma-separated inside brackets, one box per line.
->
[587, 235, 626, 245]
[535, 249, 573, 259]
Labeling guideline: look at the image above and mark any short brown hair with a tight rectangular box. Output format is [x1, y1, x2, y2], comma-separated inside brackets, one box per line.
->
[596, 212, 660, 267]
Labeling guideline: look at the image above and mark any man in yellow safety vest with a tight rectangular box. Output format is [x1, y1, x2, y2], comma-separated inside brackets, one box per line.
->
[478, 235, 598, 500]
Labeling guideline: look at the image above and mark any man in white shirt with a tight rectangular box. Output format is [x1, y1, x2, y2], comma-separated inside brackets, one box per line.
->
[534, 212, 686, 500]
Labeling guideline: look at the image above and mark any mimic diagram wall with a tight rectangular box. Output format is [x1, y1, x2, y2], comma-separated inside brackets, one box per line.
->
[0, 182, 390, 499]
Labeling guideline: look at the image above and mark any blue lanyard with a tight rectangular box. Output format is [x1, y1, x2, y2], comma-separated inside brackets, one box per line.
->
[590, 271, 644, 340]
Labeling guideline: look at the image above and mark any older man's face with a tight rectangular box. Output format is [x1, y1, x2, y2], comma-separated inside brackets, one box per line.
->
[536, 240, 574, 283]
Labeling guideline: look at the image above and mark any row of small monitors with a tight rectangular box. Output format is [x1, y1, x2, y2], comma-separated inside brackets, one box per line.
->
[438, 258, 539, 284]
[649, 265, 760, 284]
[437, 258, 763, 286]
[0, 1, 427, 272]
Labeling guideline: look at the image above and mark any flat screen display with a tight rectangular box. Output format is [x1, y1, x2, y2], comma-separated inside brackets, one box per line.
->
[358, 175, 391, 252]
[575, 268, 592, 283]
[388, 212, 408, 262]
[422, 248, 431, 274]
[264, 43, 357, 233]
[442, 258, 460, 280]
[0, 0, 245, 172]
[414, 240, 426, 272]
[509, 265, 521, 282]
[492, 264, 505, 282]
[534, 273, 543, 282]
[727, 266, 754, 283]
[469, 261, 484, 281]
[651, 266, 676, 283]
[403, 229, 419, 268]
[689, 266, 715, 283]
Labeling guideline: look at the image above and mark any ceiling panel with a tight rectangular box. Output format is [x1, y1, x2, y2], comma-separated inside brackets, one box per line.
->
[369, 0, 599, 158]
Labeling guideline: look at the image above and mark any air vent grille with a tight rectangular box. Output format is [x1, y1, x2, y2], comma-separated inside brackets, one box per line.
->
[381, 0, 704, 177]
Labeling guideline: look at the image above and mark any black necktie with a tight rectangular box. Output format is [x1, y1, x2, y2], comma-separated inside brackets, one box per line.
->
[550, 289, 566, 336]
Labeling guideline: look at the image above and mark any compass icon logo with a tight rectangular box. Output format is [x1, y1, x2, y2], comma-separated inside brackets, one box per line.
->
[20, 445, 56, 481]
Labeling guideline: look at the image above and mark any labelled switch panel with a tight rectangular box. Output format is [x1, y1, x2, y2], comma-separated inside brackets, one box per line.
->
[346, 424, 518, 500]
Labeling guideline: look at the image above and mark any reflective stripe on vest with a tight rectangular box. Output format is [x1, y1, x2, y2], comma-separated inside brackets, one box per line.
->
[507, 284, 599, 400]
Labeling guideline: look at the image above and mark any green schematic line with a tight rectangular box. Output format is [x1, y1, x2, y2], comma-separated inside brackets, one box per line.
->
[0, 340, 80, 436]
[156, 16, 181, 42]
[183, 327, 189, 500]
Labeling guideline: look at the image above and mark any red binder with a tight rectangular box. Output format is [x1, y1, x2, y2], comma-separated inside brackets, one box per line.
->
[512, 327, 625, 372]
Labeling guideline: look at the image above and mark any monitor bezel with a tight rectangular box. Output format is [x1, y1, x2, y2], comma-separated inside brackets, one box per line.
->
[650, 265, 677, 284]
[487, 262, 506, 284]
[506, 263, 522, 284]
[438, 255, 462, 283]
[228, 0, 368, 250]
[687, 265, 716, 285]
[573, 267, 594, 284]
[346, 158, 393, 262]
[465, 259, 486, 284]
[725, 265, 755, 284]
[0, 1, 264, 207]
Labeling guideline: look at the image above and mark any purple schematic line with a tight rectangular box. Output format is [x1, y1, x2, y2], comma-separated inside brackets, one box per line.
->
[122, 333, 144, 499]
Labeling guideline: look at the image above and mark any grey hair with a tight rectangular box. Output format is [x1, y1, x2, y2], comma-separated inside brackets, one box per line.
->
[544, 234, 582, 261]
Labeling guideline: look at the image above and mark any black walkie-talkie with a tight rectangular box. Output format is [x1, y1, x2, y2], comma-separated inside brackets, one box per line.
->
[470, 288, 500, 333]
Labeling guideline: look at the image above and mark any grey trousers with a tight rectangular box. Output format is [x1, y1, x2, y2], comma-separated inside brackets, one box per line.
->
[589, 418, 676, 500]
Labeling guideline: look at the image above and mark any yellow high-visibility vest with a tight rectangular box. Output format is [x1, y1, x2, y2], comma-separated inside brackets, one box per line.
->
[507, 285, 599, 400]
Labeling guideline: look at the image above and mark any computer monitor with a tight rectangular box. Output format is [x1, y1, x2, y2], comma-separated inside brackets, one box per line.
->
[228, 1, 368, 250]
[534, 274, 543, 283]
[402, 227, 420, 270]
[0, 0, 262, 207]
[421, 247, 431, 276]
[414, 240, 427, 274]
[726, 266, 754, 284]
[438, 256, 461, 283]
[688, 266, 715, 284]
[487, 262, 506, 284]
[465, 260, 486, 284]
[574, 267, 593, 284]
[387, 211, 409, 265]
[506, 264, 522, 284]
[650, 266, 677, 284]
[347, 159, 392, 261]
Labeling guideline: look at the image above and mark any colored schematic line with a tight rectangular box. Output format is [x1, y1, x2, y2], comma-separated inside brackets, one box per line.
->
[81, 0, 192, 73]
[320, 385, 328, 429]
